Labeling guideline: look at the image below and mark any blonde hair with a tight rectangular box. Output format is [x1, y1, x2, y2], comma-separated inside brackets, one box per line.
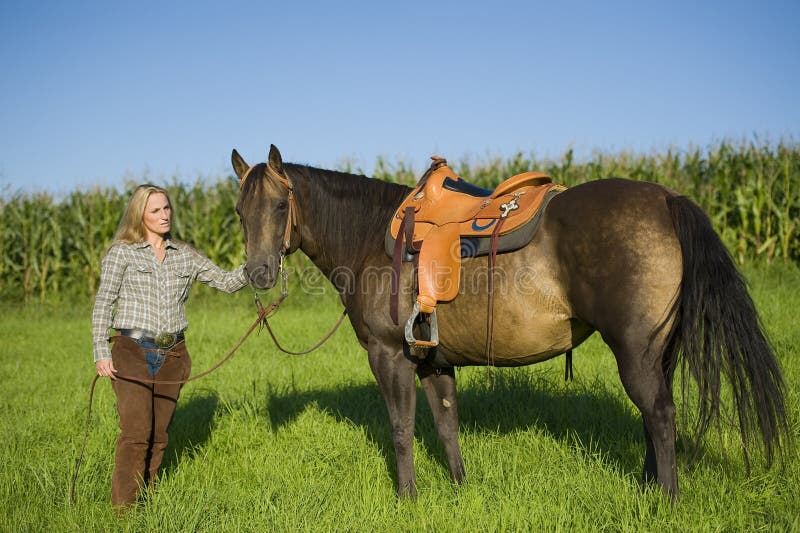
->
[112, 184, 174, 245]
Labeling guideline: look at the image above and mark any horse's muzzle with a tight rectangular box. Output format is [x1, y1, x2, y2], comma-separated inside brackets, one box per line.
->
[246, 262, 278, 290]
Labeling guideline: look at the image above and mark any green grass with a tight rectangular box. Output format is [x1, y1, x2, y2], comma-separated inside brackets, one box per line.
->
[1, 265, 798, 531]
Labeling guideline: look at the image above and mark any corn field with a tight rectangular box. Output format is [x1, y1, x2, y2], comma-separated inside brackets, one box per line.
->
[1, 141, 798, 302]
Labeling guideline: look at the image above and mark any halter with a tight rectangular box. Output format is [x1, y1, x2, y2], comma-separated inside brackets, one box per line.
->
[239, 163, 298, 255]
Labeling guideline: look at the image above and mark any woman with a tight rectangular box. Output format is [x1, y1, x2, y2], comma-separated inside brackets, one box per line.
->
[92, 183, 248, 509]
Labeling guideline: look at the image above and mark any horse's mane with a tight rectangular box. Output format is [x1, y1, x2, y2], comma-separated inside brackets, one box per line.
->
[285, 163, 410, 266]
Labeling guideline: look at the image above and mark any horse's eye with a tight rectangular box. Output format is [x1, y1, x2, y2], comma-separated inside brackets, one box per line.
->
[276, 200, 288, 210]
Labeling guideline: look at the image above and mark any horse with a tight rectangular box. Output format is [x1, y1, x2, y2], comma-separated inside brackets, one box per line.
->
[232, 144, 789, 502]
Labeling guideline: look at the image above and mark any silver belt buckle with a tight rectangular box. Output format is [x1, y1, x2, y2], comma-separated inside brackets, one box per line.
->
[154, 332, 176, 348]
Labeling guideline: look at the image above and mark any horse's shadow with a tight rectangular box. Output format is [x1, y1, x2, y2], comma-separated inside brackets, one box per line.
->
[264, 370, 645, 484]
[161, 388, 220, 473]
[158, 374, 737, 483]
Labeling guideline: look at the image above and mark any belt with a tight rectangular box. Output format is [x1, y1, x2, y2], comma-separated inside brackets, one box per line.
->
[117, 329, 185, 349]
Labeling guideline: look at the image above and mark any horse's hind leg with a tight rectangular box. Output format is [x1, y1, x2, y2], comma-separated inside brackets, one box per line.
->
[612, 339, 679, 501]
[417, 363, 466, 484]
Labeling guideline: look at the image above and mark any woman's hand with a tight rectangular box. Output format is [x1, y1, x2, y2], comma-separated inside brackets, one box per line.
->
[96, 359, 117, 379]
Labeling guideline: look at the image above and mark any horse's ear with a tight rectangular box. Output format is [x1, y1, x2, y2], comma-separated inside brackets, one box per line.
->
[231, 149, 250, 181]
[268, 144, 284, 174]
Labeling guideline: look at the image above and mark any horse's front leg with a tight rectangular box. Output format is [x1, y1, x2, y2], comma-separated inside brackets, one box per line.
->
[367, 337, 419, 498]
[417, 362, 466, 484]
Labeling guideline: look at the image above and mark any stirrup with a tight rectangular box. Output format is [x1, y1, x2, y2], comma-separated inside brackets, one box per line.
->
[404, 301, 439, 348]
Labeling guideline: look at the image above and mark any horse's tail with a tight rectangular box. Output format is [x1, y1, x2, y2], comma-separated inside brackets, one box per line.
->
[662, 194, 790, 468]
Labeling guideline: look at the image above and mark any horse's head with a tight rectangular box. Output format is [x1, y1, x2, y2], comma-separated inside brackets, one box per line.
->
[232, 145, 298, 290]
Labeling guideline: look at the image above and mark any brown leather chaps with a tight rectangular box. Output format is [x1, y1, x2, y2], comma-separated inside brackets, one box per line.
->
[110, 336, 191, 508]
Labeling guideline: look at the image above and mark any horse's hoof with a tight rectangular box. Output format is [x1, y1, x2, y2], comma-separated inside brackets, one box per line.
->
[396, 482, 418, 500]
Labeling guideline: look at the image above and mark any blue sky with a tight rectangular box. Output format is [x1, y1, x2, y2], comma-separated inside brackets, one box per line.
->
[1, 0, 798, 194]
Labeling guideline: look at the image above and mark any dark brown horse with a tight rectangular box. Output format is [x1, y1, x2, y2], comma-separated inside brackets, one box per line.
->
[232, 145, 789, 502]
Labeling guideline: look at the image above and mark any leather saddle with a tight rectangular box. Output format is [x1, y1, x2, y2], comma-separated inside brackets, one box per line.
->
[385, 157, 565, 346]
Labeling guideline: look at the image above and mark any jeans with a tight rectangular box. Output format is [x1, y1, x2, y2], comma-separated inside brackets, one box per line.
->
[138, 339, 165, 376]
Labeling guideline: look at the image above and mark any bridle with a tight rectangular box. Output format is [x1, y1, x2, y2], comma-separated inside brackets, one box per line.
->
[238, 162, 348, 353]
[238, 162, 298, 311]
[239, 163, 297, 255]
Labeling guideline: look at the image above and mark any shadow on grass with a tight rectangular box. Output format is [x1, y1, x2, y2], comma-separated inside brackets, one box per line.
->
[161, 388, 219, 474]
[264, 369, 645, 487]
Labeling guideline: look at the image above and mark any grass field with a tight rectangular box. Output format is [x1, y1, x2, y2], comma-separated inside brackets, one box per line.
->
[1, 264, 798, 532]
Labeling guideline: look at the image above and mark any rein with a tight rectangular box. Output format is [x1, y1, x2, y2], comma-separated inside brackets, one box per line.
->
[259, 305, 348, 355]
[252, 255, 349, 356]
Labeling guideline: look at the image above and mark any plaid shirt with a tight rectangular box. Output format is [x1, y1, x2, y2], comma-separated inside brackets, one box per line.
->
[92, 240, 249, 362]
